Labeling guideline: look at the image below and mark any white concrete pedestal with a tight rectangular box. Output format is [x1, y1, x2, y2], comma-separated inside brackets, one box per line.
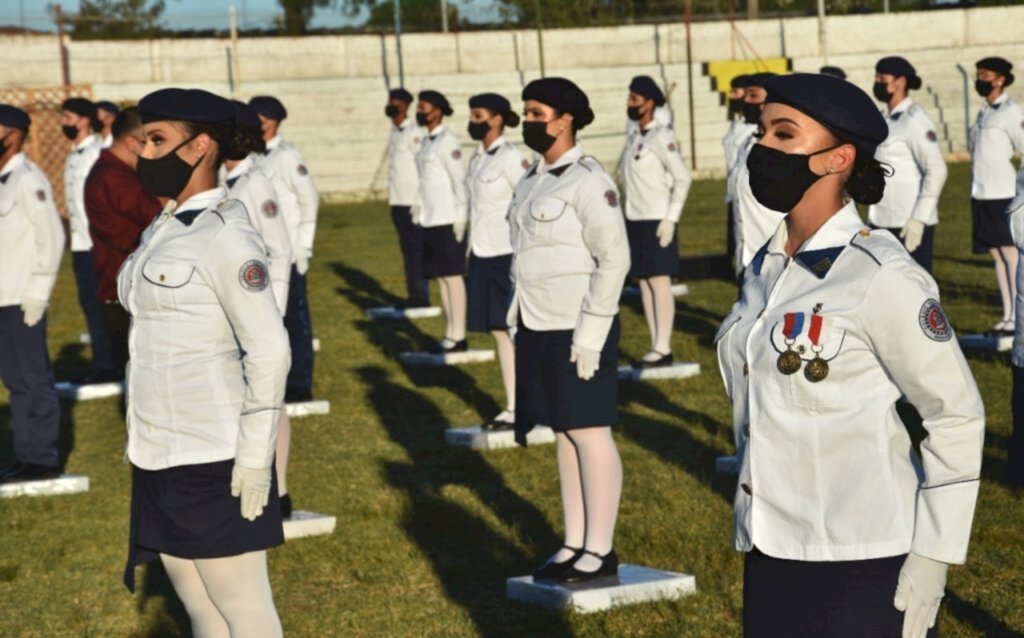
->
[716, 455, 739, 475]
[959, 333, 1012, 352]
[617, 362, 701, 381]
[312, 337, 320, 352]
[286, 400, 330, 418]
[366, 306, 442, 320]
[398, 350, 495, 366]
[283, 510, 336, 540]
[79, 332, 91, 344]
[507, 564, 697, 613]
[54, 381, 123, 400]
[0, 474, 90, 499]
[623, 283, 689, 298]
[445, 425, 555, 450]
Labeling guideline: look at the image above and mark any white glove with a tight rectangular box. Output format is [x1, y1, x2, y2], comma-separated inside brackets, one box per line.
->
[656, 218, 677, 248]
[453, 221, 467, 243]
[570, 343, 601, 381]
[410, 205, 422, 226]
[894, 552, 949, 638]
[899, 219, 926, 254]
[20, 298, 47, 328]
[296, 247, 312, 276]
[230, 463, 272, 521]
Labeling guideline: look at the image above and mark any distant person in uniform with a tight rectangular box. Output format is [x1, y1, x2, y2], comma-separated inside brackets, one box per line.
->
[96, 100, 120, 148]
[969, 57, 1024, 337]
[386, 88, 429, 308]
[724, 74, 754, 260]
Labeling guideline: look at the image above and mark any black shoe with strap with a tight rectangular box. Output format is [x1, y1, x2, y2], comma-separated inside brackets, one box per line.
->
[428, 339, 468, 355]
[531, 546, 583, 580]
[634, 351, 674, 369]
[558, 548, 619, 583]
[279, 493, 293, 519]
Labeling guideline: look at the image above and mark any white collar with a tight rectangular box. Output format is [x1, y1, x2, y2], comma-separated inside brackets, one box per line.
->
[539, 144, 582, 174]
[428, 124, 448, 138]
[265, 135, 282, 151]
[484, 135, 507, 152]
[73, 134, 98, 152]
[767, 201, 863, 256]
[0, 152, 26, 177]
[888, 97, 913, 118]
[174, 186, 228, 212]
[225, 155, 255, 180]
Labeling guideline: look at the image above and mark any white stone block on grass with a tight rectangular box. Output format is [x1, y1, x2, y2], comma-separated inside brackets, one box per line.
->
[622, 283, 689, 298]
[366, 306, 442, 320]
[507, 564, 697, 613]
[79, 332, 91, 344]
[716, 455, 739, 475]
[312, 337, 320, 352]
[286, 400, 331, 418]
[0, 474, 90, 499]
[398, 349, 495, 366]
[959, 333, 1012, 352]
[445, 425, 555, 450]
[283, 510, 336, 540]
[54, 381, 124, 400]
[617, 362, 701, 382]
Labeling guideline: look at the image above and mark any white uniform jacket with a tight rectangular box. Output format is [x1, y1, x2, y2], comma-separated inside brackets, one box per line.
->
[969, 94, 1024, 200]
[63, 134, 103, 251]
[255, 135, 318, 262]
[621, 121, 692, 223]
[732, 140, 781, 277]
[715, 202, 984, 565]
[0, 153, 65, 307]
[118, 188, 290, 471]
[868, 98, 948, 228]
[507, 145, 631, 352]
[724, 119, 757, 203]
[388, 117, 423, 207]
[1007, 169, 1024, 366]
[415, 124, 467, 228]
[225, 155, 293, 315]
[466, 135, 527, 257]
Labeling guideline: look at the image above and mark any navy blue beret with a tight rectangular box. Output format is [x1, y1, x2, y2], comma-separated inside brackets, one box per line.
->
[232, 100, 261, 133]
[629, 75, 666, 106]
[522, 77, 594, 128]
[139, 88, 235, 125]
[61, 97, 96, 120]
[418, 90, 453, 116]
[764, 73, 888, 154]
[977, 57, 1015, 86]
[95, 100, 119, 115]
[0, 104, 30, 131]
[875, 57, 922, 90]
[746, 72, 776, 88]
[730, 74, 752, 89]
[389, 88, 414, 103]
[469, 92, 519, 127]
[819, 66, 847, 80]
[249, 95, 287, 121]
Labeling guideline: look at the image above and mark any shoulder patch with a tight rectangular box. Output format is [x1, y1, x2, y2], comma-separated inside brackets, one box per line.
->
[261, 200, 278, 218]
[850, 228, 909, 267]
[238, 259, 269, 292]
[521, 158, 530, 170]
[926, 130, 938, 142]
[918, 298, 952, 342]
[667, 142, 677, 152]
[604, 190, 619, 207]
[36, 189, 45, 202]
[413, 136, 421, 144]
[452, 149, 462, 160]
[297, 164, 308, 176]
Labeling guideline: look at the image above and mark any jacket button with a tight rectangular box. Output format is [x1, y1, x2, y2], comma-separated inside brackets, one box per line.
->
[741, 483, 752, 495]
[159, 274, 165, 282]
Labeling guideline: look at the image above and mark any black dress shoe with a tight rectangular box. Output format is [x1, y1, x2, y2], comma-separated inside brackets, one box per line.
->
[558, 549, 619, 583]
[532, 546, 583, 580]
[1, 463, 60, 484]
[634, 351, 674, 369]
[428, 339, 468, 355]
[285, 388, 313, 403]
[482, 411, 515, 431]
[279, 493, 293, 519]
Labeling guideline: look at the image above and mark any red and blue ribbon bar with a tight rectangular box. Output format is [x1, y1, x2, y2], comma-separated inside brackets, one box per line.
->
[808, 314, 824, 346]
[783, 312, 805, 340]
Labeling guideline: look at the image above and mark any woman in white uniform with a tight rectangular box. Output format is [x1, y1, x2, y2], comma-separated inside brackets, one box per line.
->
[510, 78, 631, 583]
[717, 73, 984, 638]
[465, 93, 527, 428]
[868, 56, 948, 273]
[621, 75, 692, 368]
[120, 88, 289, 638]
[415, 90, 469, 354]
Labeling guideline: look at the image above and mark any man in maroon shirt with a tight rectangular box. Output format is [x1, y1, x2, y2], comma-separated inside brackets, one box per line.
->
[84, 106, 162, 378]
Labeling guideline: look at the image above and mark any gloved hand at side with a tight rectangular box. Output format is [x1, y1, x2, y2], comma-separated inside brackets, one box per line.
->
[893, 552, 949, 638]
[231, 463, 273, 521]
[570, 343, 601, 381]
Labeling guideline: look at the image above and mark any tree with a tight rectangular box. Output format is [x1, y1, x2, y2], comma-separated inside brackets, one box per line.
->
[55, 0, 166, 40]
[277, 0, 332, 35]
[338, 0, 460, 31]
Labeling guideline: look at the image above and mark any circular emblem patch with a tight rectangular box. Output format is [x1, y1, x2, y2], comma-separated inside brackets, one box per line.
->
[36, 190, 45, 201]
[261, 199, 278, 218]
[926, 130, 938, 142]
[604, 190, 619, 207]
[297, 164, 308, 176]
[521, 158, 530, 170]
[918, 298, 951, 342]
[452, 149, 462, 160]
[238, 259, 269, 292]
[667, 142, 677, 152]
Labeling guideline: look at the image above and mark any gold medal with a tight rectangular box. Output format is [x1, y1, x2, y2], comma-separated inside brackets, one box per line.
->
[777, 348, 802, 375]
[804, 355, 829, 382]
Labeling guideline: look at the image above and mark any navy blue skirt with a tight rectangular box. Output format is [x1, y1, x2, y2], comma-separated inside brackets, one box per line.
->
[514, 316, 620, 446]
[467, 252, 513, 332]
[124, 459, 283, 592]
[971, 198, 1013, 253]
[423, 224, 467, 279]
[627, 219, 679, 278]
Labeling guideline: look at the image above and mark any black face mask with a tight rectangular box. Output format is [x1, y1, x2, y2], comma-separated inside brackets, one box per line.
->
[385, 104, 399, 118]
[746, 143, 840, 213]
[136, 135, 203, 199]
[728, 98, 744, 116]
[415, 112, 430, 127]
[872, 82, 893, 103]
[975, 80, 994, 97]
[467, 121, 490, 141]
[742, 102, 762, 125]
[61, 125, 79, 141]
[626, 106, 642, 121]
[522, 121, 557, 154]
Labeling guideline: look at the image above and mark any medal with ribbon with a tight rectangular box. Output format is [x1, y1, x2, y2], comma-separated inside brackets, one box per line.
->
[804, 313, 830, 383]
[777, 312, 803, 375]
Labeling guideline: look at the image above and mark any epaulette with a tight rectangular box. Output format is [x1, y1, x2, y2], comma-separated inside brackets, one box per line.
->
[848, 227, 909, 267]
[577, 155, 605, 172]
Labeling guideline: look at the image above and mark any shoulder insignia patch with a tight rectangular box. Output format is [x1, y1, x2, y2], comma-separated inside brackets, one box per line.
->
[297, 164, 308, 176]
[926, 130, 938, 142]
[238, 259, 269, 292]
[452, 149, 462, 160]
[918, 298, 952, 342]
[521, 158, 530, 170]
[667, 142, 677, 152]
[604, 190, 619, 207]
[413, 137, 421, 144]
[261, 200, 278, 218]
[36, 190, 45, 201]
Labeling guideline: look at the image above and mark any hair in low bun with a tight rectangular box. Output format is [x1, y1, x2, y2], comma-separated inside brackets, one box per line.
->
[228, 123, 265, 159]
[504, 111, 521, 128]
[908, 76, 923, 91]
[845, 156, 892, 206]
[574, 107, 595, 131]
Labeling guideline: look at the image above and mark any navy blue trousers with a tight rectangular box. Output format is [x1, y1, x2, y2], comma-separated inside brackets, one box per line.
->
[72, 249, 114, 373]
[285, 265, 314, 394]
[390, 205, 429, 302]
[0, 306, 60, 467]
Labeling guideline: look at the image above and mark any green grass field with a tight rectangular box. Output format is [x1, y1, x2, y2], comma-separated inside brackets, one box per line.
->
[1, 162, 1022, 637]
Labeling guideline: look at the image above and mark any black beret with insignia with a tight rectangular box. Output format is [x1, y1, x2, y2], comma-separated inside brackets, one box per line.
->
[629, 75, 666, 106]
[389, 87, 414, 104]
[0, 104, 30, 132]
[731, 74, 753, 89]
[62, 97, 96, 120]
[139, 88, 235, 125]
[522, 77, 595, 130]
[875, 56, 922, 90]
[419, 90, 453, 116]
[469, 93, 520, 127]
[95, 100, 120, 115]
[976, 56, 1015, 87]
[249, 95, 288, 121]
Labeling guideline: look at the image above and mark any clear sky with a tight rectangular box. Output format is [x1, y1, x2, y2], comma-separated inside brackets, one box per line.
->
[0, 0, 499, 33]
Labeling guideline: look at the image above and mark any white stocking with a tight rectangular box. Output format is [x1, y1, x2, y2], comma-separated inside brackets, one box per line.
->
[1000, 246, 1019, 322]
[650, 275, 676, 355]
[445, 276, 467, 342]
[547, 432, 585, 564]
[993, 248, 1015, 323]
[197, 551, 282, 638]
[160, 553, 230, 638]
[274, 409, 290, 497]
[638, 279, 657, 350]
[565, 427, 622, 571]
[438, 277, 452, 337]
[492, 330, 516, 412]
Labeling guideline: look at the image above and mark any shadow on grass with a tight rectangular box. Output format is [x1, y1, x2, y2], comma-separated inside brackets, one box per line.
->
[52, 343, 92, 384]
[358, 365, 573, 637]
[945, 589, 1024, 638]
[130, 561, 191, 637]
